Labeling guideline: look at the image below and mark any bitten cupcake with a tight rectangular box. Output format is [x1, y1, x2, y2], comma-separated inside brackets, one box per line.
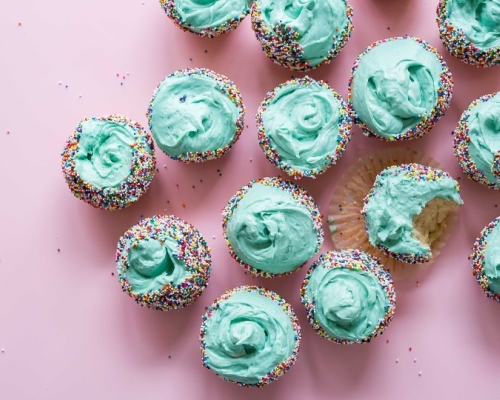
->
[200, 286, 301, 387]
[348, 36, 453, 141]
[256, 77, 352, 178]
[116, 215, 211, 310]
[454, 92, 500, 189]
[147, 68, 245, 162]
[222, 177, 323, 277]
[472, 216, 500, 303]
[250, 0, 353, 71]
[160, 0, 251, 37]
[362, 164, 463, 264]
[301, 250, 395, 344]
[61, 115, 155, 211]
[437, 0, 500, 67]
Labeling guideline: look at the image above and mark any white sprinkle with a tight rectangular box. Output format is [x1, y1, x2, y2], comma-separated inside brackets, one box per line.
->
[212, 236, 216, 239]
[249, 158, 253, 162]
[418, 371, 422, 376]
[79, 94, 82, 98]
[414, 358, 417, 363]
[58, 81, 62, 85]
[395, 359, 399, 363]
[1, 348, 4, 353]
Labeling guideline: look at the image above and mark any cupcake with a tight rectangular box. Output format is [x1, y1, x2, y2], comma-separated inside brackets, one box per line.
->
[348, 36, 453, 141]
[250, 0, 353, 71]
[329, 148, 462, 279]
[256, 76, 352, 178]
[222, 177, 323, 277]
[116, 215, 212, 310]
[61, 115, 155, 211]
[454, 92, 500, 189]
[200, 286, 301, 387]
[472, 216, 500, 303]
[301, 250, 395, 344]
[160, 0, 251, 38]
[361, 164, 463, 264]
[437, 0, 500, 67]
[147, 68, 245, 163]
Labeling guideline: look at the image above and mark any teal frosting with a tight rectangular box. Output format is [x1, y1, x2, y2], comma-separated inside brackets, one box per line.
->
[203, 290, 296, 384]
[126, 238, 188, 293]
[448, 0, 500, 49]
[175, 0, 252, 31]
[484, 223, 500, 295]
[259, 0, 348, 66]
[150, 73, 239, 157]
[351, 38, 442, 138]
[467, 92, 500, 187]
[74, 119, 135, 188]
[226, 183, 318, 274]
[305, 263, 388, 341]
[363, 165, 462, 257]
[262, 80, 343, 173]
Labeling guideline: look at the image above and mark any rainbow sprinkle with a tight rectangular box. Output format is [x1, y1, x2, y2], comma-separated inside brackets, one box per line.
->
[116, 215, 212, 311]
[256, 76, 353, 179]
[61, 114, 156, 211]
[347, 36, 453, 141]
[300, 249, 396, 344]
[200, 285, 301, 387]
[146, 68, 245, 163]
[436, 0, 500, 68]
[221, 177, 324, 278]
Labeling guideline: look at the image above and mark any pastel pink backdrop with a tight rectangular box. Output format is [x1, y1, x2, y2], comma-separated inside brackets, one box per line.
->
[1, 0, 499, 399]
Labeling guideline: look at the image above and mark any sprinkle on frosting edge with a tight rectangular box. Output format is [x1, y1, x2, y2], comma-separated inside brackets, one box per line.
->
[61, 114, 156, 211]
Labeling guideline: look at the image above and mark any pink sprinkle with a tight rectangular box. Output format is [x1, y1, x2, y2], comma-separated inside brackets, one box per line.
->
[409, 347, 412, 352]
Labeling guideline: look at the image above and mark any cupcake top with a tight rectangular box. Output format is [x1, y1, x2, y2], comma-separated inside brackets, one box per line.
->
[257, 77, 352, 178]
[61, 114, 155, 210]
[454, 92, 500, 189]
[222, 177, 323, 277]
[472, 217, 500, 302]
[116, 215, 212, 310]
[361, 164, 463, 263]
[200, 286, 300, 387]
[446, 0, 500, 50]
[251, 0, 353, 71]
[160, 0, 252, 37]
[147, 68, 245, 162]
[301, 250, 395, 344]
[349, 37, 452, 141]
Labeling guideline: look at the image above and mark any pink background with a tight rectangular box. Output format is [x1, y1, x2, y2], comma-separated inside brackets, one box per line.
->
[1, 0, 500, 398]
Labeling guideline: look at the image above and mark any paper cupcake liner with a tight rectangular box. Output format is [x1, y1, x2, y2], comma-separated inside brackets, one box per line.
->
[328, 147, 460, 280]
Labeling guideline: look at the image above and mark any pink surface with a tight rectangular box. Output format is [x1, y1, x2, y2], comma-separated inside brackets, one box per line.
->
[1, 0, 500, 398]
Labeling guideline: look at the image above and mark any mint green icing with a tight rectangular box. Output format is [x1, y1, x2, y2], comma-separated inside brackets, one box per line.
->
[484, 223, 500, 295]
[175, 0, 252, 31]
[150, 73, 239, 157]
[203, 290, 296, 384]
[226, 183, 318, 274]
[74, 119, 135, 188]
[262, 79, 343, 173]
[126, 238, 188, 293]
[259, 0, 348, 66]
[363, 166, 462, 257]
[467, 92, 500, 187]
[447, 0, 500, 50]
[306, 264, 388, 341]
[351, 38, 442, 138]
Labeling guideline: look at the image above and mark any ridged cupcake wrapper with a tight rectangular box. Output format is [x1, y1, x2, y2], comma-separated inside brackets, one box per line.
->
[328, 147, 459, 280]
[437, 0, 500, 68]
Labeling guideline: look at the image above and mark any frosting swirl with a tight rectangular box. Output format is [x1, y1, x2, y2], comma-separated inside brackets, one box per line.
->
[448, 0, 500, 49]
[257, 0, 348, 66]
[467, 92, 500, 187]
[351, 38, 443, 139]
[149, 70, 241, 159]
[362, 164, 462, 258]
[261, 78, 347, 174]
[202, 289, 298, 385]
[304, 251, 391, 342]
[126, 237, 189, 293]
[174, 0, 252, 31]
[483, 222, 500, 295]
[74, 119, 135, 188]
[226, 182, 320, 274]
